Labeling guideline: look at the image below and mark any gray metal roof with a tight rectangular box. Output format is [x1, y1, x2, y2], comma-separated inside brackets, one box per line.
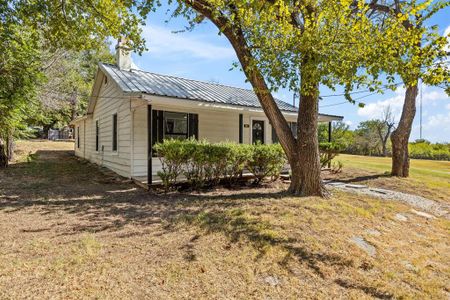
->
[100, 63, 343, 120]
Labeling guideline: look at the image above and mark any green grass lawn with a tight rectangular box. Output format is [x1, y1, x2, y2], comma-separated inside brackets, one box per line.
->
[328, 154, 450, 203]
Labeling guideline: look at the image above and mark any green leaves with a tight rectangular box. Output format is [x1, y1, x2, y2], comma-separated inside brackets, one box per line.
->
[14, 0, 146, 53]
[0, 21, 43, 142]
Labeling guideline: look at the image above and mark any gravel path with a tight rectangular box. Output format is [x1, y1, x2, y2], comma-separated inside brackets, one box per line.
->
[326, 181, 449, 219]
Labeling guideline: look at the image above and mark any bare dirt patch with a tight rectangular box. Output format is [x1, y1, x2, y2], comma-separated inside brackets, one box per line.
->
[0, 141, 449, 299]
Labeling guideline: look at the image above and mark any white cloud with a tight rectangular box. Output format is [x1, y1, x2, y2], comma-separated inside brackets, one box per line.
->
[357, 86, 449, 119]
[421, 85, 448, 105]
[357, 87, 405, 119]
[446, 103, 450, 110]
[423, 111, 450, 130]
[141, 25, 235, 60]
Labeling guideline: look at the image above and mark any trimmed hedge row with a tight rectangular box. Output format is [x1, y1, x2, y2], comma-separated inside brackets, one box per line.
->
[154, 139, 286, 191]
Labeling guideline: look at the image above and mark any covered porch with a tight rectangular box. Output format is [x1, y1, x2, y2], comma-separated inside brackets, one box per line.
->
[130, 96, 341, 189]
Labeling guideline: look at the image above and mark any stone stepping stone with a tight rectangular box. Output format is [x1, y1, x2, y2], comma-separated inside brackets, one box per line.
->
[345, 184, 367, 189]
[327, 181, 346, 186]
[366, 229, 381, 236]
[395, 213, 408, 221]
[369, 188, 389, 195]
[350, 236, 376, 257]
[264, 275, 281, 286]
[411, 209, 435, 219]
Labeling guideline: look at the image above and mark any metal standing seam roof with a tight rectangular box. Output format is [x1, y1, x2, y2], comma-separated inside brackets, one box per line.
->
[100, 63, 343, 120]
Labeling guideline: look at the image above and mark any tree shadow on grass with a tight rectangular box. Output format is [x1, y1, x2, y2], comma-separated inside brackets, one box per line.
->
[0, 149, 393, 298]
[334, 173, 391, 184]
[169, 207, 393, 299]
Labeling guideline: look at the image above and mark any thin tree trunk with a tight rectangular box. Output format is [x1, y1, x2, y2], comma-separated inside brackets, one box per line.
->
[6, 134, 14, 161]
[391, 84, 417, 177]
[70, 89, 78, 121]
[0, 139, 8, 168]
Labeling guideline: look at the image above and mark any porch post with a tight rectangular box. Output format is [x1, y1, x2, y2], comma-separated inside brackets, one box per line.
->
[328, 121, 332, 143]
[328, 121, 332, 168]
[239, 114, 243, 143]
[147, 104, 152, 189]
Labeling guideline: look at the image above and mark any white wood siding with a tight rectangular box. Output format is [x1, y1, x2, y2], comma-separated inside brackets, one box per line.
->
[73, 79, 132, 178]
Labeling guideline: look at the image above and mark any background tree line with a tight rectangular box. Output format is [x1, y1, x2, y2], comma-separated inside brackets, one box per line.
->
[319, 116, 450, 161]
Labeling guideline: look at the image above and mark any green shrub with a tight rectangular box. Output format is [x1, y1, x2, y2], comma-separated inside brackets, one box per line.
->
[331, 160, 343, 173]
[155, 140, 287, 190]
[226, 143, 252, 183]
[154, 139, 190, 191]
[319, 142, 345, 168]
[183, 140, 210, 189]
[203, 142, 231, 184]
[247, 143, 286, 184]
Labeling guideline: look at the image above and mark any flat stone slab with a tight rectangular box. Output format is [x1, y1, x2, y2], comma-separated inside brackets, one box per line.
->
[327, 181, 346, 186]
[395, 213, 408, 222]
[366, 229, 381, 236]
[264, 275, 281, 286]
[369, 188, 389, 195]
[411, 209, 435, 219]
[350, 236, 376, 257]
[345, 184, 367, 189]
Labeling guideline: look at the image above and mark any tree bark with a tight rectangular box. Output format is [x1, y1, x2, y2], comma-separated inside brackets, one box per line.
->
[6, 134, 14, 161]
[293, 92, 325, 196]
[391, 84, 417, 177]
[70, 89, 78, 121]
[0, 139, 8, 168]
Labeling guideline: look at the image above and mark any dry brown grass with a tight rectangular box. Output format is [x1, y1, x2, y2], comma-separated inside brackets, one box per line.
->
[0, 141, 449, 299]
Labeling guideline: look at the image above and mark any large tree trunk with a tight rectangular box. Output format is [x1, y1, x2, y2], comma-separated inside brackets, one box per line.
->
[293, 92, 325, 196]
[391, 84, 417, 177]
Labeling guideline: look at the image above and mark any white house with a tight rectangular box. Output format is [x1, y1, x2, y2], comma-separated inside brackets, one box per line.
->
[71, 41, 343, 187]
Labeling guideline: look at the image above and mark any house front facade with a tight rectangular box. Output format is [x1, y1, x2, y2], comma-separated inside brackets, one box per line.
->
[71, 41, 343, 185]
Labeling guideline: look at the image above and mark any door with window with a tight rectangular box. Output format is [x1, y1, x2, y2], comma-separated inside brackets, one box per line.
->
[252, 120, 265, 144]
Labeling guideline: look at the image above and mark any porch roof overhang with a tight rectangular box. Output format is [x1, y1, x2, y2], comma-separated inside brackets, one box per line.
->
[138, 93, 344, 122]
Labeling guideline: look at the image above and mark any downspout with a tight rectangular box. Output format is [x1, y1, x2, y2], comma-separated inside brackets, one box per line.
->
[130, 98, 134, 179]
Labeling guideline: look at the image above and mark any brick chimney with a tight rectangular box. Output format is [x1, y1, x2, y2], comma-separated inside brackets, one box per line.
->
[115, 38, 132, 71]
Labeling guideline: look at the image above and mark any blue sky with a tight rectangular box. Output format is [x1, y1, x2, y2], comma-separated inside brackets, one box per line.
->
[130, 4, 450, 142]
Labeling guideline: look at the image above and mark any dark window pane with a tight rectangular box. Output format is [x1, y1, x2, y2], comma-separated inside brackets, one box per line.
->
[95, 120, 99, 151]
[112, 114, 118, 151]
[164, 112, 188, 137]
[77, 127, 80, 148]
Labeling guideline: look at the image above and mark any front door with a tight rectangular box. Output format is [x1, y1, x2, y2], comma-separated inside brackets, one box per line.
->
[252, 120, 265, 144]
